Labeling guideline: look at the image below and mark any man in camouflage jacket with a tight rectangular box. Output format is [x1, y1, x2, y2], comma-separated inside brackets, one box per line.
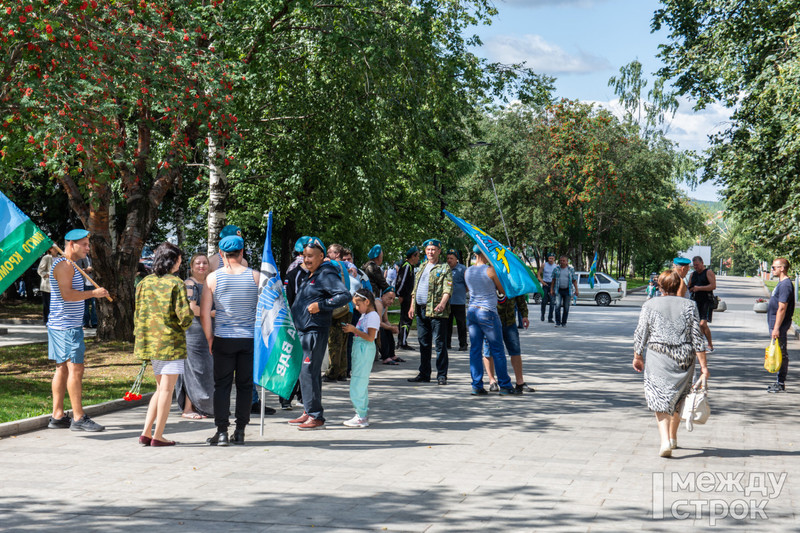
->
[407, 239, 452, 385]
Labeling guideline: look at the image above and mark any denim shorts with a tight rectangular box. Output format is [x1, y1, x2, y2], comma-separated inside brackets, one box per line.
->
[482, 323, 521, 357]
[47, 327, 85, 364]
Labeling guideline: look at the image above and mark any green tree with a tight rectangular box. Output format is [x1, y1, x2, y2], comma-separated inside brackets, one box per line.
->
[653, 0, 800, 263]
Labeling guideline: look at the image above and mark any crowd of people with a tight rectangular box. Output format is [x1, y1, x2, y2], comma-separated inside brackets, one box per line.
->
[38, 227, 791, 454]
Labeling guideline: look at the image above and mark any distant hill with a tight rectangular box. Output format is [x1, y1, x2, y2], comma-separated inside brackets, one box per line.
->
[691, 199, 724, 214]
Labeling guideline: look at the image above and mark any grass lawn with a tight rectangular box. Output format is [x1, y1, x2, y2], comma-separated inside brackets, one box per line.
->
[0, 300, 43, 321]
[0, 340, 152, 424]
[761, 280, 800, 325]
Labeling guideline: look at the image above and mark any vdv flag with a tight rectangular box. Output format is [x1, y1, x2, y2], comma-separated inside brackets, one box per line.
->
[443, 210, 542, 298]
[0, 191, 53, 295]
[253, 212, 302, 399]
[588, 251, 599, 289]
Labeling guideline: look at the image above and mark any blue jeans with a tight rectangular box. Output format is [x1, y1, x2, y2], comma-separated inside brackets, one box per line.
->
[298, 327, 329, 421]
[415, 305, 449, 379]
[468, 307, 511, 390]
[555, 288, 571, 325]
[482, 324, 522, 358]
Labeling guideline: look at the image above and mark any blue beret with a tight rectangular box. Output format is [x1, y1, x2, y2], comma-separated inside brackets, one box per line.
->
[446, 249, 457, 256]
[422, 239, 442, 249]
[472, 244, 482, 253]
[382, 286, 395, 296]
[293, 236, 310, 253]
[219, 225, 241, 238]
[64, 229, 89, 241]
[304, 236, 326, 253]
[405, 245, 418, 257]
[674, 257, 691, 266]
[368, 244, 382, 260]
[219, 235, 244, 252]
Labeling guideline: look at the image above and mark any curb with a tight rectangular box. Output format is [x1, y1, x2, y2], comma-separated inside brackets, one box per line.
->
[0, 392, 154, 439]
[0, 319, 45, 325]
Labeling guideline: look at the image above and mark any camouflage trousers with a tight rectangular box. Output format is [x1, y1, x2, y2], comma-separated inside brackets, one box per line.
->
[326, 311, 351, 379]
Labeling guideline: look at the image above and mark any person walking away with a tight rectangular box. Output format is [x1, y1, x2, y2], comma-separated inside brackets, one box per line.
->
[177, 254, 215, 418]
[201, 235, 259, 446]
[551, 255, 578, 327]
[38, 246, 58, 325]
[407, 239, 452, 385]
[633, 270, 709, 457]
[46, 229, 109, 432]
[341, 289, 380, 427]
[135, 242, 194, 446]
[483, 295, 534, 393]
[767, 258, 794, 392]
[286, 237, 351, 430]
[673, 257, 691, 297]
[687, 256, 716, 352]
[395, 246, 419, 350]
[446, 249, 468, 351]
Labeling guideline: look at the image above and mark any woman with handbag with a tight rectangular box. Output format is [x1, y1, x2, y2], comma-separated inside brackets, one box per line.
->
[633, 270, 710, 457]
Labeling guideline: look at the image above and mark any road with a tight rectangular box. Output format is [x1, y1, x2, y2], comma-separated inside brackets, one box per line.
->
[0, 276, 796, 532]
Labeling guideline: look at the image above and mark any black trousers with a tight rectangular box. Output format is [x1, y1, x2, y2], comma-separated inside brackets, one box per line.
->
[212, 337, 254, 432]
[42, 292, 51, 324]
[398, 297, 413, 346]
[379, 327, 396, 360]
[446, 304, 467, 349]
[416, 305, 448, 379]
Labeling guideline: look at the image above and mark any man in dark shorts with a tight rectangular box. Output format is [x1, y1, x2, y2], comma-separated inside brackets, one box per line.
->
[688, 256, 717, 352]
[767, 257, 794, 392]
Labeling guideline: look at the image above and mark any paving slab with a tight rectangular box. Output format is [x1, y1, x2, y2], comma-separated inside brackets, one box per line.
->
[1, 276, 798, 531]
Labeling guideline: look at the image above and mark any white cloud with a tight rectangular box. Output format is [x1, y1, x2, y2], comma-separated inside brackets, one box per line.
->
[485, 34, 611, 74]
[586, 97, 733, 152]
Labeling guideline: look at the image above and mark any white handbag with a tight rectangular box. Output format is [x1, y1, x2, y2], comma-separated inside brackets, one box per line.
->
[680, 381, 710, 432]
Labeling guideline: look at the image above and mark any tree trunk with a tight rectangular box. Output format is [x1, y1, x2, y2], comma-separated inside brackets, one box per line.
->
[207, 136, 227, 256]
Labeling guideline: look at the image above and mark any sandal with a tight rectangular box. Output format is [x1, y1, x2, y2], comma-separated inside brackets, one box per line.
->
[181, 412, 203, 420]
[381, 359, 399, 365]
[393, 357, 406, 363]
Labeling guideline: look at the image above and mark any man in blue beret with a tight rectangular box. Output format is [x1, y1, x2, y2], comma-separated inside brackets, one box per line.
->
[408, 239, 453, 385]
[209, 225, 249, 270]
[285, 237, 351, 430]
[47, 229, 109, 432]
[396, 246, 420, 349]
[673, 257, 691, 298]
[201, 234, 260, 446]
[362, 244, 388, 299]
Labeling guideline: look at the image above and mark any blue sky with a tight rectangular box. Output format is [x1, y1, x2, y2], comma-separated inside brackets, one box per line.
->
[471, 0, 728, 202]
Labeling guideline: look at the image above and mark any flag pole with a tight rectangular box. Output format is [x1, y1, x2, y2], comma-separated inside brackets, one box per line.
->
[53, 245, 113, 302]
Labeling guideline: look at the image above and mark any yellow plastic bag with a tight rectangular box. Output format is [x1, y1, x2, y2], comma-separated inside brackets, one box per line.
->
[765, 339, 783, 373]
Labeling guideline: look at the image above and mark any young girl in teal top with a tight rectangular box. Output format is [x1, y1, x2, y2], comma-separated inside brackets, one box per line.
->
[341, 289, 379, 427]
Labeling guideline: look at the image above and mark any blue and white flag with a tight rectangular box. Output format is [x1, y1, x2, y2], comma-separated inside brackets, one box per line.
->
[588, 251, 599, 288]
[253, 212, 302, 399]
[443, 210, 542, 298]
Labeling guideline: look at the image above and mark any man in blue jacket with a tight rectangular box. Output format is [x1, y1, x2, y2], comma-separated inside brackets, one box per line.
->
[286, 237, 351, 430]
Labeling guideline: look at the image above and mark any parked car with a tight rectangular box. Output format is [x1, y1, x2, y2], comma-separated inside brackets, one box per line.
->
[575, 271, 624, 306]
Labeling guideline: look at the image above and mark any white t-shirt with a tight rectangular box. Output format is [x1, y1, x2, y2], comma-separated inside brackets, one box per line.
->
[356, 311, 380, 334]
[415, 263, 436, 305]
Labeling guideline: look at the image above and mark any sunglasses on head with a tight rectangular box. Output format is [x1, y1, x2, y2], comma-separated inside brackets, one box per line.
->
[305, 238, 325, 252]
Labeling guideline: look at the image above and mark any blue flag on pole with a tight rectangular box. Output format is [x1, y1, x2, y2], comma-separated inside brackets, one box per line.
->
[443, 210, 542, 298]
[588, 251, 598, 289]
[253, 212, 302, 399]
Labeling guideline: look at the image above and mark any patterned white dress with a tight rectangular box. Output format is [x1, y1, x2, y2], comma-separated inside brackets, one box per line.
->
[633, 296, 706, 414]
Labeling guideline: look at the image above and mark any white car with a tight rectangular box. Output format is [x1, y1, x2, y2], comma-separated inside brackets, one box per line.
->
[575, 271, 624, 306]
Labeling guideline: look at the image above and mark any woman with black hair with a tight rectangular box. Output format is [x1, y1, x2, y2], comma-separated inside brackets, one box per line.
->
[135, 242, 194, 446]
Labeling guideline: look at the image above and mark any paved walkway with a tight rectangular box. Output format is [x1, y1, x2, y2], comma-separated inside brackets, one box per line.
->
[1, 277, 797, 532]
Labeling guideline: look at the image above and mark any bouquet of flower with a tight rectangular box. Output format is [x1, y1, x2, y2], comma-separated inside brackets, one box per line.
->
[123, 361, 147, 401]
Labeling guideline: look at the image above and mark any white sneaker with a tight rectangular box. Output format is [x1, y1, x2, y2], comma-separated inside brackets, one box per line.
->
[343, 415, 369, 428]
